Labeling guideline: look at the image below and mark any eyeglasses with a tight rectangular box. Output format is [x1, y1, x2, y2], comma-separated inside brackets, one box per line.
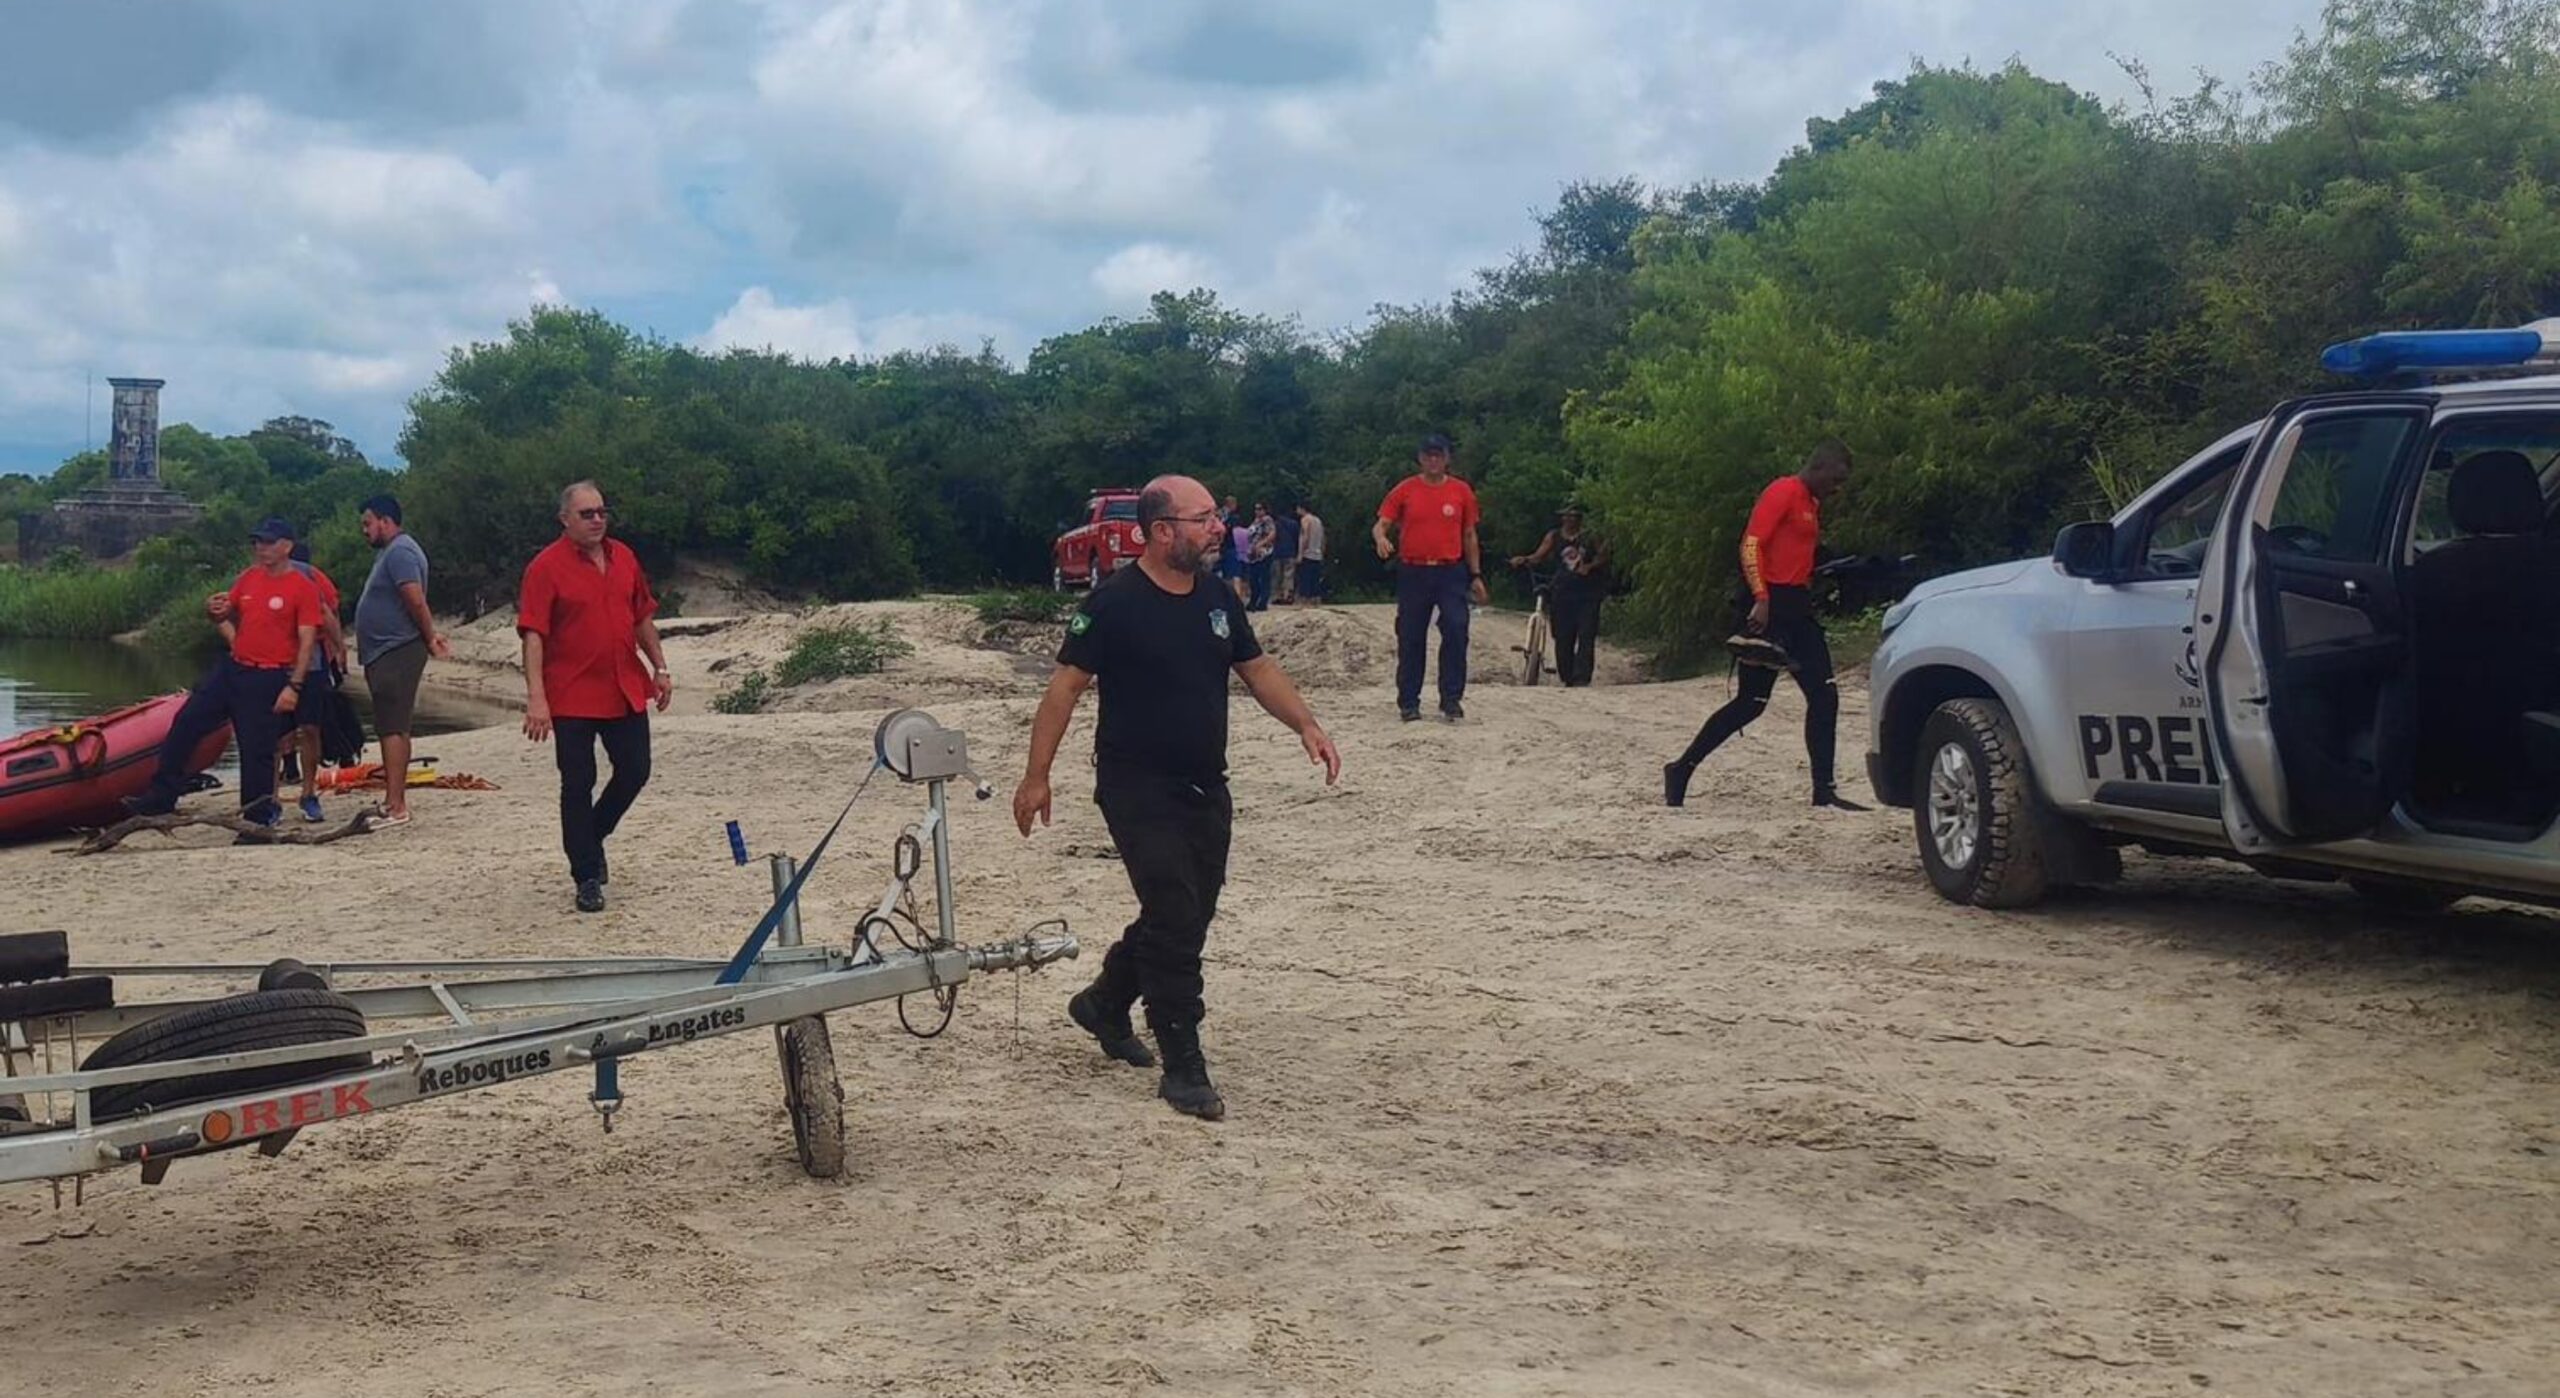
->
[573, 507, 610, 521]
[1156, 511, 1220, 527]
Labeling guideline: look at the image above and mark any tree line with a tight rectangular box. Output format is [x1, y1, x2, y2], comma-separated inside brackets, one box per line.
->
[9, 0, 2556, 661]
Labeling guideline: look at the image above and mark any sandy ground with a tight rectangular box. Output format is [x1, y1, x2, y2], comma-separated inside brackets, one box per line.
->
[5, 598, 2558, 1397]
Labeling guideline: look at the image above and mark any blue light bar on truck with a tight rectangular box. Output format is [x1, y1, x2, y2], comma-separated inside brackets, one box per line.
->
[2320, 321, 2560, 378]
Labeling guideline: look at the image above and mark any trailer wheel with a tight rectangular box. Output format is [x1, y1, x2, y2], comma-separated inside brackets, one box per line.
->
[778, 1015, 845, 1179]
[80, 989, 370, 1122]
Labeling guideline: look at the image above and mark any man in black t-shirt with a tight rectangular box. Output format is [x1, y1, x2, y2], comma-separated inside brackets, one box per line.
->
[1015, 473, 1342, 1121]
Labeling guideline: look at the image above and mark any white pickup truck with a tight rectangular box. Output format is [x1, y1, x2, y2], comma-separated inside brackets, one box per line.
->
[1865, 323, 2560, 912]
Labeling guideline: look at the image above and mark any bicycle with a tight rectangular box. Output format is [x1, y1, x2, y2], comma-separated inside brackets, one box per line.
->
[1513, 566, 1559, 685]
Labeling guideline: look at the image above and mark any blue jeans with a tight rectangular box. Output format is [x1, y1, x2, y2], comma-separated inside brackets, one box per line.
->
[1246, 557, 1274, 610]
[1394, 564, 1471, 710]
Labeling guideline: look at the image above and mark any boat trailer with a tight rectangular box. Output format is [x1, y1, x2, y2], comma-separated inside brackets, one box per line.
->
[0, 709, 1077, 1191]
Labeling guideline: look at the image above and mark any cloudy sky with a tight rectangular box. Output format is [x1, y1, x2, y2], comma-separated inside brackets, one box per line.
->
[0, 0, 2324, 473]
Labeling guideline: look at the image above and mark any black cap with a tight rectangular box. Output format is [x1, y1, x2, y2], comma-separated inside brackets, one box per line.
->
[359, 493, 403, 524]
[1418, 433, 1453, 456]
[249, 515, 296, 542]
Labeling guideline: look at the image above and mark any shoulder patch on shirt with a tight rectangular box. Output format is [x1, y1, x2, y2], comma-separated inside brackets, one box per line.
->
[1209, 608, 1230, 640]
[1068, 612, 1093, 636]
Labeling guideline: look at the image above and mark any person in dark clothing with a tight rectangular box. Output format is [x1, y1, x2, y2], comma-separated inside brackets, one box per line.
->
[1510, 506, 1610, 686]
[1665, 441, 1871, 811]
[125, 517, 323, 829]
[1016, 472, 1341, 1122]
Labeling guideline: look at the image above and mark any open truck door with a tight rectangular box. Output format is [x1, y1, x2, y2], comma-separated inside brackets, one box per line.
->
[2195, 397, 2432, 852]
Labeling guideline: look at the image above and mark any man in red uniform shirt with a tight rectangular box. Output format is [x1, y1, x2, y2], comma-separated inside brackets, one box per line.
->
[1664, 440, 1870, 811]
[127, 517, 323, 828]
[1373, 433, 1488, 722]
[517, 481, 673, 913]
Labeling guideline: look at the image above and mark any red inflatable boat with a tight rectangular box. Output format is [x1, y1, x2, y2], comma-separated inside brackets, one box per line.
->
[0, 693, 230, 841]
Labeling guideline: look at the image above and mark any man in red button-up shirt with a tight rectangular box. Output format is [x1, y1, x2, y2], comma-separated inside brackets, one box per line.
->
[517, 480, 672, 913]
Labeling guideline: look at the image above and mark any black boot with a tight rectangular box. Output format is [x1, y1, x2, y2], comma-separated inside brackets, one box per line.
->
[1068, 982, 1155, 1068]
[1149, 1017, 1225, 1121]
[1813, 788, 1871, 812]
[1663, 761, 1692, 808]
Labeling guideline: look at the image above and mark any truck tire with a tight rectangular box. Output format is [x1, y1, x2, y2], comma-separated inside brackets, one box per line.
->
[1914, 698, 2051, 909]
[80, 989, 370, 1122]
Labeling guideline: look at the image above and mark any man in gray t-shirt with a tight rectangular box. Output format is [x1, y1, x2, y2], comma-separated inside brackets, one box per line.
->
[355, 495, 451, 824]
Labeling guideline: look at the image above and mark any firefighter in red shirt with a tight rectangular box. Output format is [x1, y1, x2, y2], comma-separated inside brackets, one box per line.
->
[126, 516, 323, 828]
[1373, 433, 1488, 722]
[517, 480, 673, 913]
[1664, 440, 1869, 811]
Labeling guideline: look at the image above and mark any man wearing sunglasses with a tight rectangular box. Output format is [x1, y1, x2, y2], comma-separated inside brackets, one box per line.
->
[1015, 473, 1341, 1122]
[517, 481, 673, 913]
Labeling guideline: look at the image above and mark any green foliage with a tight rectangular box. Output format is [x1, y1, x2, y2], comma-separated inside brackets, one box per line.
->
[0, 564, 190, 639]
[712, 668, 772, 715]
[965, 589, 1076, 627]
[772, 618, 914, 686]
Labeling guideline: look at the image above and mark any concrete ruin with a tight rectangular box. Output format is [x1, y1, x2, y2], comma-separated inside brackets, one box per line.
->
[15, 377, 203, 561]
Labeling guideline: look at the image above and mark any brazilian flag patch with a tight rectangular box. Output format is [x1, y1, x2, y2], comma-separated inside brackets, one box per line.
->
[1068, 612, 1092, 636]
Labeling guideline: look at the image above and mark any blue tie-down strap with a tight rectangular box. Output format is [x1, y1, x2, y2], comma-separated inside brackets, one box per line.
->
[716, 763, 881, 984]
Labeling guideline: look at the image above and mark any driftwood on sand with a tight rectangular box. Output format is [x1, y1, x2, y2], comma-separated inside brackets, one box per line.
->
[66, 808, 381, 855]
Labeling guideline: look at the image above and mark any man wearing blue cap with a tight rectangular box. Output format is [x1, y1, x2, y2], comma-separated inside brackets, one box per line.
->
[125, 517, 325, 829]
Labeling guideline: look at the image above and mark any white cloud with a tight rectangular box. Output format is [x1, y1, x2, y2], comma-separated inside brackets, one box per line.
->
[1090, 243, 1223, 306]
[696, 286, 1020, 360]
[698, 286, 868, 360]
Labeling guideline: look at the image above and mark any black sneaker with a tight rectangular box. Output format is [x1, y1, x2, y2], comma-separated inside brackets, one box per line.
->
[1399, 706, 1421, 722]
[1067, 987, 1155, 1068]
[575, 878, 606, 913]
[1440, 701, 1464, 723]
[120, 793, 176, 819]
[1813, 790, 1872, 812]
[1664, 762, 1691, 808]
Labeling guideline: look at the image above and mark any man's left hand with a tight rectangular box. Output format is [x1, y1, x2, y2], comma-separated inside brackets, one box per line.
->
[1468, 576, 1489, 604]
[1301, 726, 1342, 785]
[273, 687, 300, 716]
[653, 669, 674, 712]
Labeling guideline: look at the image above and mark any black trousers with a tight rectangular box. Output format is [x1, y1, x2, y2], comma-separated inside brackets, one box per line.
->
[142, 657, 290, 817]
[1091, 770, 1232, 1030]
[554, 712, 651, 884]
[1551, 588, 1603, 687]
[1674, 586, 1839, 792]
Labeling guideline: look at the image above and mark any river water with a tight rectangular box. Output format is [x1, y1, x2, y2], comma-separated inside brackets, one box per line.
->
[0, 637, 478, 780]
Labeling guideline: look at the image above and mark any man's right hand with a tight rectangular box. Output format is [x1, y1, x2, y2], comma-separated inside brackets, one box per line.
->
[427, 633, 453, 660]
[205, 592, 232, 620]
[523, 698, 553, 743]
[1747, 597, 1771, 633]
[1374, 537, 1393, 561]
[1012, 773, 1052, 837]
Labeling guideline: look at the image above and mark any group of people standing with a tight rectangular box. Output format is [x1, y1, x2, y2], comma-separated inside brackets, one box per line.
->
[1215, 497, 1328, 611]
[128, 481, 670, 920]
[128, 495, 450, 833]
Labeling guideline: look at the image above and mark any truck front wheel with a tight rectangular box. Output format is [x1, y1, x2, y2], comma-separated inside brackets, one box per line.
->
[1914, 698, 2052, 908]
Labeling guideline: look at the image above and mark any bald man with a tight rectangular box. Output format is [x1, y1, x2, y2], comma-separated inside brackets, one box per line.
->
[1016, 473, 1342, 1121]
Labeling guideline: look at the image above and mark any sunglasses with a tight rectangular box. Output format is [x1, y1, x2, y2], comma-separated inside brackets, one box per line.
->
[573, 506, 611, 521]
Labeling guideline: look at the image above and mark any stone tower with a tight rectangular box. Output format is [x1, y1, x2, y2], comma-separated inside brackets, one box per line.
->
[15, 375, 202, 561]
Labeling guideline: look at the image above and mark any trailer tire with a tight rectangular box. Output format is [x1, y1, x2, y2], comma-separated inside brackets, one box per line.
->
[778, 1015, 845, 1179]
[81, 989, 370, 1122]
